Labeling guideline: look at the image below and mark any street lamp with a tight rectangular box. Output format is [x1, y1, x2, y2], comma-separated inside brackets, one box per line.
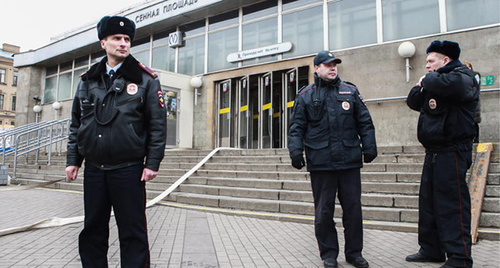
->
[33, 105, 42, 123]
[52, 101, 62, 120]
[398, 41, 416, 83]
[190, 76, 203, 106]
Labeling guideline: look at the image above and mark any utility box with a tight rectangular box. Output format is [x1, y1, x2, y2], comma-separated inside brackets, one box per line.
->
[0, 165, 8, 186]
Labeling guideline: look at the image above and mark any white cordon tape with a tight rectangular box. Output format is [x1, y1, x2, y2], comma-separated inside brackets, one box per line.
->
[0, 147, 236, 237]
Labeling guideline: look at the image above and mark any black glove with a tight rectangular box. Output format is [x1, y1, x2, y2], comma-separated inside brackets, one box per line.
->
[363, 153, 376, 163]
[291, 154, 305, 169]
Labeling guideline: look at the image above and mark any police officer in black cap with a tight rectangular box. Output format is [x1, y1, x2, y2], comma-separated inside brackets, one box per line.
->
[406, 40, 478, 268]
[66, 15, 166, 267]
[288, 51, 377, 268]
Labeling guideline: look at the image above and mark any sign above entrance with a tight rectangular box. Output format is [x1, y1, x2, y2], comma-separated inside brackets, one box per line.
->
[227, 42, 293, 63]
[130, 0, 223, 28]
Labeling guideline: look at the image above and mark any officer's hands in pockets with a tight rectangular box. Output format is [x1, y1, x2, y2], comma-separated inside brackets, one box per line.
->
[291, 154, 306, 169]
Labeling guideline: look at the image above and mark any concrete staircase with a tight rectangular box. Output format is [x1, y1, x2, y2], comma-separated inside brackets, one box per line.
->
[7, 145, 500, 238]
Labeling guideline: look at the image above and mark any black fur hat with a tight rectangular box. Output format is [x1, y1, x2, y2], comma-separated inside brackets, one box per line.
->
[426, 40, 461, 60]
[97, 16, 136, 41]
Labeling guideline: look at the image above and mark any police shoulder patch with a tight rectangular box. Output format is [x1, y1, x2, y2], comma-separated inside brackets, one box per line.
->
[138, 62, 158, 79]
[342, 81, 357, 89]
[299, 84, 315, 96]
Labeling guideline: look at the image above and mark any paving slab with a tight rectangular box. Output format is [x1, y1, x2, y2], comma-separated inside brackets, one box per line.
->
[0, 186, 498, 267]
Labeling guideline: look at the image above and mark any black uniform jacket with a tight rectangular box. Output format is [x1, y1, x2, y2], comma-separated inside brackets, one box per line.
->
[288, 75, 377, 171]
[66, 55, 166, 171]
[407, 60, 479, 152]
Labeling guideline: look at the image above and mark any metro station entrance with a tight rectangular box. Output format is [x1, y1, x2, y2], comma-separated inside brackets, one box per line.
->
[216, 66, 309, 149]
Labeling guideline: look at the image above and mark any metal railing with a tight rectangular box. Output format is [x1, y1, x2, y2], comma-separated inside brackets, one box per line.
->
[363, 88, 499, 103]
[0, 119, 71, 178]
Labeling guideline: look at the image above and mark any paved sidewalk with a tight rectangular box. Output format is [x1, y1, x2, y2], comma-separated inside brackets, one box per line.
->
[0, 187, 498, 267]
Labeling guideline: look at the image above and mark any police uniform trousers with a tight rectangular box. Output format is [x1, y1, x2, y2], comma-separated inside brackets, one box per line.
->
[418, 151, 473, 268]
[79, 164, 150, 268]
[310, 169, 363, 261]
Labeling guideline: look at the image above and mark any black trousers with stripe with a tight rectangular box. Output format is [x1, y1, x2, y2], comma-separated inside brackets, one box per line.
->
[79, 164, 150, 268]
[418, 151, 473, 268]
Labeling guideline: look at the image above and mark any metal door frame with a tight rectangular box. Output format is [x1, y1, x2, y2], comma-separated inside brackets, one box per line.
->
[259, 72, 273, 149]
[283, 68, 298, 148]
[237, 76, 250, 149]
[216, 79, 232, 148]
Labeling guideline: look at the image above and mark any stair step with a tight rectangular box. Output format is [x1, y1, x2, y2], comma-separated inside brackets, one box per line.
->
[8, 146, 500, 231]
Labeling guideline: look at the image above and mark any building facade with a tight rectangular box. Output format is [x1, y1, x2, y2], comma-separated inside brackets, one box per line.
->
[13, 0, 500, 150]
[0, 43, 19, 131]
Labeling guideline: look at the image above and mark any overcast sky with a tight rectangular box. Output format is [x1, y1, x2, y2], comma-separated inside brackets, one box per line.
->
[2, 0, 152, 52]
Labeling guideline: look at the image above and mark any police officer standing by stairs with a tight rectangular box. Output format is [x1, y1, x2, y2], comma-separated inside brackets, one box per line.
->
[65, 16, 166, 267]
[288, 51, 377, 268]
[406, 40, 478, 268]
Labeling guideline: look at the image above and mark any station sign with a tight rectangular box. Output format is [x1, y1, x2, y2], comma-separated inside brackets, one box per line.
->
[168, 31, 183, 48]
[227, 42, 293, 63]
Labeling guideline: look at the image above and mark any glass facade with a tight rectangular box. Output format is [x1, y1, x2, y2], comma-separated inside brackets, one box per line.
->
[328, 0, 377, 49]
[382, 0, 440, 41]
[446, 0, 500, 31]
[42, 0, 499, 103]
[283, 5, 323, 59]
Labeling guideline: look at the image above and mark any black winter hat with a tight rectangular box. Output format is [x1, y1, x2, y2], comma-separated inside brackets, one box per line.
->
[314, 51, 342, 66]
[97, 16, 136, 41]
[426, 40, 461, 60]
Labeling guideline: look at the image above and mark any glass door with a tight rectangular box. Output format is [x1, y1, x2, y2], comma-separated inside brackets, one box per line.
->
[238, 76, 250, 149]
[283, 67, 310, 148]
[164, 88, 179, 148]
[284, 69, 297, 148]
[217, 80, 232, 147]
[260, 73, 272, 148]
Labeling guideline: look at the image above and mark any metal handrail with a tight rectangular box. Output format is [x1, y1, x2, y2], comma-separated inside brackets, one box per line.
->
[0, 119, 71, 179]
[1, 120, 59, 164]
[364, 88, 500, 103]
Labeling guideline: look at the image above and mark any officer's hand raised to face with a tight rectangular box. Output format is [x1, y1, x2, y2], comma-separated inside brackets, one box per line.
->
[291, 154, 305, 169]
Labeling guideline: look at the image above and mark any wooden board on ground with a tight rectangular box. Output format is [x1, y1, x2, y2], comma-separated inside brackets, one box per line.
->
[469, 143, 493, 244]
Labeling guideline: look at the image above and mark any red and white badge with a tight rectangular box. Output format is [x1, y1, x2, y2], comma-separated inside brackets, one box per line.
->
[429, 99, 437, 109]
[342, 101, 350, 110]
[157, 90, 165, 108]
[127, 83, 138, 95]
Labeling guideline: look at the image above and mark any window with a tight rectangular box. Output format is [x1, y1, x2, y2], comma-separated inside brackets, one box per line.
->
[0, 94, 4, 110]
[131, 37, 151, 65]
[446, 0, 500, 31]
[58, 72, 72, 101]
[152, 30, 176, 72]
[208, 27, 239, 72]
[11, 96, 16, 111]
[329, 0, 377, 49]
[382, 0, 440, 41]
[243, 0, 277, 22]
[13, 71, 18, 86]
[0, 69, 5, 84]
[283, 5, 323, 59]
[44, 76, 57, 103]
[242, 17, 278, 66]
[209, 10, 238, 31]
[178, 35, 205, 75]
[178, 20, 206, 75]
[282, 0, 322, 11]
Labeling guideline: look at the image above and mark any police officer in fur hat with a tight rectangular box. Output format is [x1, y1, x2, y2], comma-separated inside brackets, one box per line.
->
[66, 15, 166, 267]
[406, 40, 478, 268]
